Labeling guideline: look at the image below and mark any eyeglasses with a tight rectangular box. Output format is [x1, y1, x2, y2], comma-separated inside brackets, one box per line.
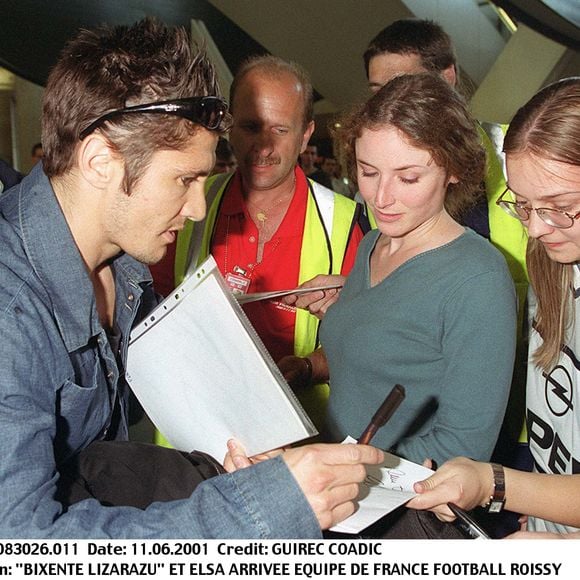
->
[496, 188, 580, 229]
[79, 96, 228, 140]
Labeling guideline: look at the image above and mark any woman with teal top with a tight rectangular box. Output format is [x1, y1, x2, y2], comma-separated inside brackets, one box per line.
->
[286, 73, 517, 469]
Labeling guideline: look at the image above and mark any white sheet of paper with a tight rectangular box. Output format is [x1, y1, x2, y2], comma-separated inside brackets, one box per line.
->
[126, 257, 316, 461]
[330, 436, 434, 534]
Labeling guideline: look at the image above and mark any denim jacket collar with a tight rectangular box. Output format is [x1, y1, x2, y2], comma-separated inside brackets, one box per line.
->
[18, 165, 152, 352]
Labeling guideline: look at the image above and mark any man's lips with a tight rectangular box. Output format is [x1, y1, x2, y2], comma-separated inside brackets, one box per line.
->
[161, 230, 176, 243]
[161, 225, 185, 244]
[248, 157, 280, 168]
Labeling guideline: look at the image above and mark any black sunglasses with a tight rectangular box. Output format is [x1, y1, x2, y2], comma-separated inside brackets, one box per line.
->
[79, 96, 227, 140]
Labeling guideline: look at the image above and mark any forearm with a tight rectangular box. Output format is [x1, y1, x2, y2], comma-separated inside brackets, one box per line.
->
[503, 470, 580, 528]
[410, 458, 580, 532]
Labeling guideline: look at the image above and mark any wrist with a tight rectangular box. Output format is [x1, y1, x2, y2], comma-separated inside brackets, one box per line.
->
[301, 356, 313, 386]
[479, 463, 495, 507]
[481, 462, 506, 513]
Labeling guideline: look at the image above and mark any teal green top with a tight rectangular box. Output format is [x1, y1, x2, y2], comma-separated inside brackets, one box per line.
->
[321, 228, 517, 465]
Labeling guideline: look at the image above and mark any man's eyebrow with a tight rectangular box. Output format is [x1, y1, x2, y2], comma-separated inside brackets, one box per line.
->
[175, 165, 213, 177]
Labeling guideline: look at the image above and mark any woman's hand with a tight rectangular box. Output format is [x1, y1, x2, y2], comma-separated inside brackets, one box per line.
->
[406, 457, 494, 521]
[282, 275, 345, 319]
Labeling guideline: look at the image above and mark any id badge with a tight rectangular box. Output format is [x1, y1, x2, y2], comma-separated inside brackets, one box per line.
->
[224, 270, 251, 295]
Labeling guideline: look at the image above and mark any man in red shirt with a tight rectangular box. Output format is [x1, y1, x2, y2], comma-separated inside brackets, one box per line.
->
[175, 56, 364, 427]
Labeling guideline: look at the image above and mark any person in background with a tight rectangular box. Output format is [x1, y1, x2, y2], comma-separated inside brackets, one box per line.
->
[31, 142, 43, 166]
[0, 158, 22, 194]
[0, 17, 383, 538]
[213, 136, 237, 174]
[299, 142, 333, 189]
[321, 156, 354, 198]
[408, 78, 580, 539]
[299, 143, 317, 174]
[174, 55, 364, 429]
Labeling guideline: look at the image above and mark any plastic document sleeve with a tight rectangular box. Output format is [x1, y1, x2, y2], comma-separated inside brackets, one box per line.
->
[126, 256, 317, 461]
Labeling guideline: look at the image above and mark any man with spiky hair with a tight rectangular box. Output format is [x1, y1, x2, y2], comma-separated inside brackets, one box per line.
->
[0, 18, 382, 538]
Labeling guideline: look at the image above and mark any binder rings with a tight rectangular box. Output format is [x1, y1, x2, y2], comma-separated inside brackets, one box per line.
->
[126, 256, 317, 461]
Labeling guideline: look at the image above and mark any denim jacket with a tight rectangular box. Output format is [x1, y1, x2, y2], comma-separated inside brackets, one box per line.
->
[0, 166, 320, 538]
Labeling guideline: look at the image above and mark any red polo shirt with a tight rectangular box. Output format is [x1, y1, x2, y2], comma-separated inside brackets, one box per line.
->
[211, 167, 362, 363]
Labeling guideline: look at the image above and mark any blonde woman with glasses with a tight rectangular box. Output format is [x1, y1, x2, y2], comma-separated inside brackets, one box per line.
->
[408, 77, 580, 538]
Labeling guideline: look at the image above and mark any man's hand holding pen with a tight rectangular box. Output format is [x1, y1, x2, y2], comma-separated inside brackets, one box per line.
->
[224, 439, 384, 530]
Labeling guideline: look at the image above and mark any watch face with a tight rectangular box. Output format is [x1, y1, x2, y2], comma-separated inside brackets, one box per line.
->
[488, 500, 505, 514]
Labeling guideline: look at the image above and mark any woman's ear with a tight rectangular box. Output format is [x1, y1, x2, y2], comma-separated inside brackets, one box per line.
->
[76, 134, 120, 189]
[441, 64, 457, 88]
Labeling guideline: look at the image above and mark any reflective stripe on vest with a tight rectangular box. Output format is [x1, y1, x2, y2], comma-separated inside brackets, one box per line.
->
[480, 124, 528, 278]
[295, 179, 358, 356]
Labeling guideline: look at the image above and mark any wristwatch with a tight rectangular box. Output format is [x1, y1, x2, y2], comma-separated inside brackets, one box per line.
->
[484, 463, 506, 513]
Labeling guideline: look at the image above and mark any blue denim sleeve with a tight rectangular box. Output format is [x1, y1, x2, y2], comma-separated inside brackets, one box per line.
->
[0, 304, 320, 538]
[4, 458, 321, 539]
[66, 457, 322, 538]
[161, 458, 323, 539]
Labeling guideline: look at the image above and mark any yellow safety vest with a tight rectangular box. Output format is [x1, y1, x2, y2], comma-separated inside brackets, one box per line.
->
[480, 123, 529, 444]
[479, 124, 528, 325]
[172, 172, 361, 431]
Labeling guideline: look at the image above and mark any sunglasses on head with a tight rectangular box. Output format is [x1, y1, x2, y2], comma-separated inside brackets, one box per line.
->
[79, 96, 228, 140]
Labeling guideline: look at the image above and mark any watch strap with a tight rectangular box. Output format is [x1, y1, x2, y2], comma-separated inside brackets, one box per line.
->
[484, 463, 506, 514]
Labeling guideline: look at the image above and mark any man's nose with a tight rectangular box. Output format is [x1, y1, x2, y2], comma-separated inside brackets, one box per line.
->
[181, 182, 207, 222]
[253, 131, 275, 155]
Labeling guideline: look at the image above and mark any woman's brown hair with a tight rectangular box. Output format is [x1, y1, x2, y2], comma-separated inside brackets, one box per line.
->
[335, 73, 485, 220]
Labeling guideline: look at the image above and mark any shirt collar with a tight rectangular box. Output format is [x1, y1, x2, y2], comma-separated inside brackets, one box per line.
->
[19, 165, 152, 352]
[220, 166, 309, 217]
